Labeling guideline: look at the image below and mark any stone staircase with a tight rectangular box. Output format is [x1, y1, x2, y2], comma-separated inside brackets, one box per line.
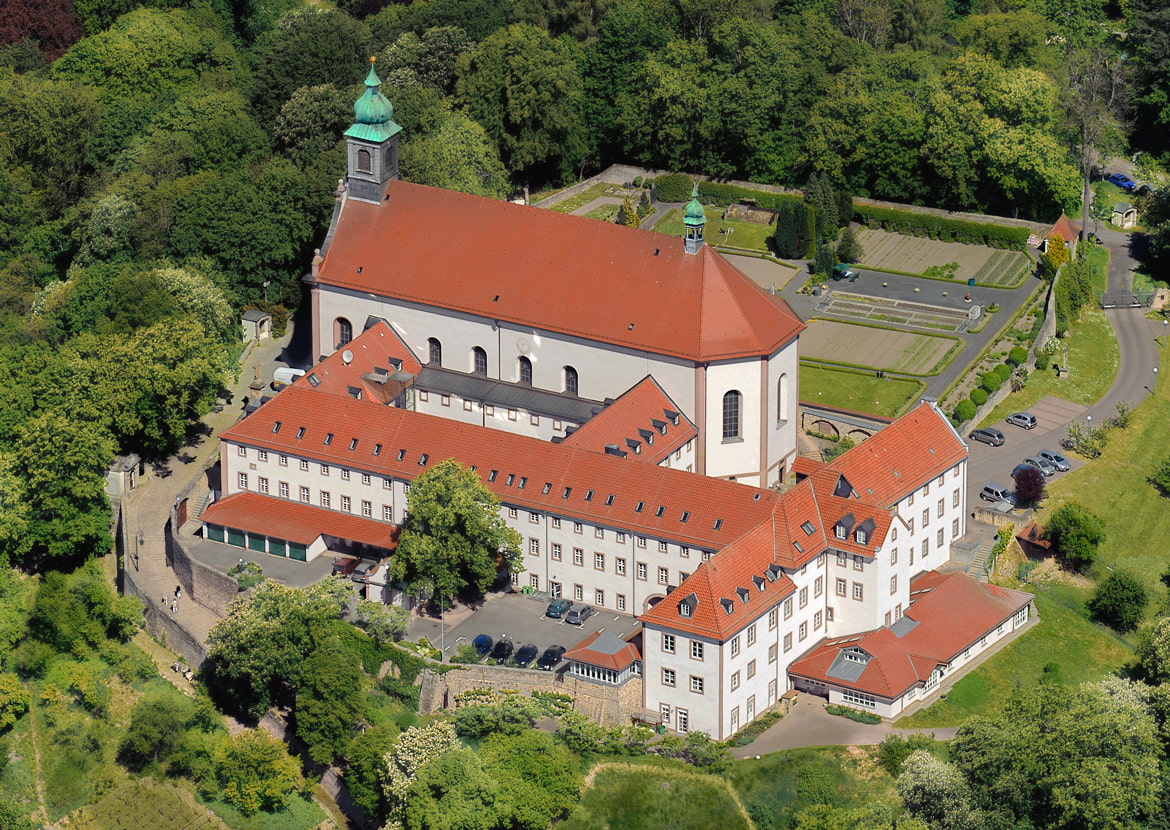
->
[192, 490, 212, 520]
[966, 544, 992, 581]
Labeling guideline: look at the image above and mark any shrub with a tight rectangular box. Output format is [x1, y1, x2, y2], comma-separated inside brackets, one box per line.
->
[826, 704, 881, 724]
[877, 733, 936, 776]
[823, 437, 855, 461]
[954, 400, 976, 423]
[987, 302, 1000, 312]
[969, 388, 988, 406]
[979, 372, 1002, 394]
[1007, 346, 1028, 366]
[654, 174, 693, 203]
[632, 176, 643, 188]
[1087, 571, 1147, 633]
[994, 363, 1012, 384]
[1045, 502, 1106, 572]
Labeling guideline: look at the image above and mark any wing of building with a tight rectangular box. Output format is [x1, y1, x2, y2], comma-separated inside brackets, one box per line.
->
[197, 61, 1037, 741]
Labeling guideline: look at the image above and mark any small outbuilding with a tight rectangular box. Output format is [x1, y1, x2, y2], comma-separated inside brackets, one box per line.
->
[241, 309, 272, 343]
[1111, 203, 1137, 230]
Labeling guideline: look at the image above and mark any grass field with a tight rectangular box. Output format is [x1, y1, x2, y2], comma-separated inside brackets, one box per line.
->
[548, 183, 618, 214]
[857, 229, 1029, 287]
[801, 320, 961, 375]
[799, 364, 925, 418]
[1083, 241, 1110, 296]
[982, 308, 1119, 424]
[584, 203, 619, 222]
[560, 762, 752, 830]
[79, 779, 232, 830]
[727, 746, 903, 829]
[653, 208, 776, 253]
[897, 589, 1133, 727]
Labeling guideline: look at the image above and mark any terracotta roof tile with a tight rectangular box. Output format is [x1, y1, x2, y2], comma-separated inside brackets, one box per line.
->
[559, 376, 697, 464]
[1046, 214, 1082, 243]
[563, 630, 642, 671]
[201, 491, 399, 549]
[316, 181, 805, 361]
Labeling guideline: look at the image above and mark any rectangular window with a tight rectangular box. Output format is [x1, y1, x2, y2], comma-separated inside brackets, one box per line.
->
[663, 669, 676, 687]
[530, 574, 540, 590]
[237, 445, 247, 457]
[258, 477, 269, 494]
[529, 538, 540, 555]
[594, 552, 605, 570]
[730, 637, 740, 657]
[891, 548, 898, 566]
[783, 633, 793, 652]
[341, 469, 351, 481]
[238, 472, 248, 489]
[798, 621, 808, 641]
[690, 676, 704, 694]
[362, 500, 372, 517]
[922, 538, 930, 557]
[574, 584, 583, 601]
[853, 582, 864, 601]
[362, 473, 371, 485]
[573, 548, 584, 566]
[691, 641, 704, 660]
[952, 518, 960, 538]
[799, 587, 808, 608]
[616, 558, 627, 575]
[616, 532, 626, 543]
[908, 518, 914, 534]
[279, 481, 289, 498]
[552, 517, 561, 529]
[595, 527, 604, 539]
[383, 505, 393, 522]
[937, 498, 944, 517]
[258, 450, 268, 462]
[768, 643, 777, 663]
[658, 567, 669, 585]
[768, 608, 778, 629]
[637, 562, 648, 580]
[300, 459, 309, 471]
[853, 554, 864, 571]
[730, 671, 740, 692]
[837, 552, 847, 567]
[922, 508, 929, 527]
[663, 634, 676, 653]
[551, 543, 562, 561]
[321, 464, 330, 476]
[616, 594, 626, 611]
[890, 575, 898, 595]
[658, 541, 668, 552]
[574, 522, 583, 534]
[814, 576, 823, 597]
[953, 489, 960, 508]
[384, 477, 392, 489]
[508, 507, 518, 519]
[937, 529, 944, 548]
[814, 610, 823, 629]
[529, 512, 539, 523]
[279, 455, 288, 467]
[595, 589, 604, 606]
[340, 495, 351, 512]
[747, 624, 756, 646]
[783, 598, 793, 619]
[637, 537, 647, 549]
[299, 486, 310, 503]
[836, 577, 847, 596]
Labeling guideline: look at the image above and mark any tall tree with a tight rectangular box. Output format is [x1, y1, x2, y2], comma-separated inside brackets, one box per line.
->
[1087, 570, 1147, 633]
[400, 109, 511, 199]
[295, 636, 364, 765]
[215, 729, 304, 816]
[389, 459, 522, 603]
[1044, 501, 1105, 571]
[1129, 0, 1170, 152]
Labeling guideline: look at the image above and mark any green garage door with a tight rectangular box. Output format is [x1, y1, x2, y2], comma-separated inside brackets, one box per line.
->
[269, 539, 287, 558]
[206, 525, 224, 543]
[288, 543, 307, 562]
[227, 528, 245, 548]
[248, 534, 265, 552]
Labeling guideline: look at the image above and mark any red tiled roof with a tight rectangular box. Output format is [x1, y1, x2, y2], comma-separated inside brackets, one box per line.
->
[559, 376, 697, 464]
[316, 180, 805, 361]
[821, 401, 967, 508]
[1046, 214, 1081, 243]
[791, 456, 823, 478]
[289, 321, 420, 402]
[789, 572, 1032, 699]
[201, 491, 399, 549]
[563, 630, 642, 671]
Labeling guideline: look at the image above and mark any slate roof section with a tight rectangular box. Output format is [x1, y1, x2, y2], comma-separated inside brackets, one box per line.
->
[415, 365, 602, 423]
[202, 491, 399, 549]
[789, 572, 1033, 699]
[564, 630, 641, 671]
[559, 376, 697, 464]
[315, 180, 805, 361]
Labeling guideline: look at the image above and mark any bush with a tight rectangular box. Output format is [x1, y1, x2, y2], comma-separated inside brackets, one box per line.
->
[823, 436, 855, 461]
[877, 733, 936, 776]
[654, 174, 693, 203]
[954, 400, 976, 423]
[1087, 571, 1148, 633]
[1007, 346, 1028, 366]
[853, 204, 1029, 249]
[969, 388, 988, 406]
[994, 363, 1012, 384]
[632, 176, 643, 188]
[1151, 456, 1170, 497]
[826, 704, 881, 724]
[1045, 502, 1106, 572]
[979, 372, 1003, 394]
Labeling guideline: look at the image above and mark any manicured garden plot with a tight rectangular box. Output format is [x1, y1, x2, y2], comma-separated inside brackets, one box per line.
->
[801, 320, 959, 375]
[799, 364, 924, 418]
[653, 208, 775, 253]
[818, 292, 973, 332]
[856, 229, 1029, 286]
[548, 183, 619, 214]
[584, 203, 618, 222]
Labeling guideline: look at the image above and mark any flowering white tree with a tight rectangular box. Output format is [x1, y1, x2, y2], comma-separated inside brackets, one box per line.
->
[380, 721, 461, 828]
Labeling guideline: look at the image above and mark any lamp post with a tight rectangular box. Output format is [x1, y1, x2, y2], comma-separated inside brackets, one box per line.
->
[1156, 367, 1159, 396]
[262, 280, 270, 303]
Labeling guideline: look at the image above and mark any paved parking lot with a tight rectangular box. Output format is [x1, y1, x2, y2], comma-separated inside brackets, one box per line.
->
[408, 591, 641, 669]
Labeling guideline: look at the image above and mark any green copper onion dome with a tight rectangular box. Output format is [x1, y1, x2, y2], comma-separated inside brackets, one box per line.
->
[683, 182, 705, 227]
[344, 58, 403, 143]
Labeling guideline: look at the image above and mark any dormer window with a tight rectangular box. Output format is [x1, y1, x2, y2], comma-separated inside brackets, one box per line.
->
[736, 587, 750, 604]
[855, 529, 868, 545]
[719, 598, 734, 615]
[835, 524, 847, 540]
[678, 591, 698, 618]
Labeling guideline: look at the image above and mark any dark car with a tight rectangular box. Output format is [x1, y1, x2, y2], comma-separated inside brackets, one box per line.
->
[331, 556, 358, 576]
[969, 428, 1005, 447]
[537, 645, 566, 671]
[1006, 412, 1037, 429]
[472, 634, 493, 657]
[565, 604, 594, 625]
[514, 644, 539, 668]
[1037, 449, 1070, 472]
[546, 598, 573, 618]
[1011, 463, 1034, 481]
[490, 638, 515, 664]
[1108, 173, 1137, 191]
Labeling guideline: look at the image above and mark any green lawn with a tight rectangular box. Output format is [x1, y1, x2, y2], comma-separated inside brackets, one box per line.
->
[584, 203, 618, 222]
[547, 183, 619, 214]
[560, 762, 751, 830]
[727, 746, 903, 829]
[982, 307, 1119, 425]
[799, 364, 925, 418]
[653, 208, 776, 253]
[1084, 241, 1110, 297]
[897, 589, 1133, 727]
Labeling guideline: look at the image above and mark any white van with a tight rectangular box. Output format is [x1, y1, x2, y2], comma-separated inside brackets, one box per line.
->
[272, 367, 305, 390]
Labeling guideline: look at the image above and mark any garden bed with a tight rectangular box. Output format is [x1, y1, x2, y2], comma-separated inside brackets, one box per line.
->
[856, 229, 1030, 287]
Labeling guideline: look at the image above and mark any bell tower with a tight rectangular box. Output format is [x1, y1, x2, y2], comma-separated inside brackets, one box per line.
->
[683, 182, 705, 255]
[344, 57, 403, 204]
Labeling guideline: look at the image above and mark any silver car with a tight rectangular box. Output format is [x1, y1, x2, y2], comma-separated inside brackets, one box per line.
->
[1023, 456, 1056, 477]
[1037, 449, 1070, 472]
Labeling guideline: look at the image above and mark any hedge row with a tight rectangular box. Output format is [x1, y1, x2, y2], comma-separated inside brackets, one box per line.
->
[855, 204, 1030, 250]
[654, 173, 803, 211]
[954, 352, 1023, 424]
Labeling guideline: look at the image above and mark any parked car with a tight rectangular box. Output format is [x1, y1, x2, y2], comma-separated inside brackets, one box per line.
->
[490, 638, 515, 664]
[331, 556, 358, 576]
[969, 427, 1005, 447]
[1022, 456, 1057, 477]
[1037, 449, 1070, 472]
[1011, 463, 1039, 481]
[514, 644, 539, 668]
[546, 598, 573, 618]
[272, 366, 305, 390]
[832, 263, 859, 281]
[1108, 172, 1137, 191]
[537, 645, 566, 671]
[1006, 412, 1037, 429]
[980, 483, 1017, 506]
[472, 634, 493, 657]
[565, 605, 594, 625]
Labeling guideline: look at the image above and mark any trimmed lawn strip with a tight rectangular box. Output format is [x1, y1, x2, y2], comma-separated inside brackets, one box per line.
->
[981, 307, 1119, 425]
[584, 203, 618, 222]
[548, 183, 619, 214]
[1083, 242, 1110, 296]
[203, 796, 325, 830]
[801, 319, 961, 376]
[896, 589, 1133, 728]
[799, 364, 925, 418]
[561, 761, 751, 830]
[652, 208, 775, 253]
[728, 746, 903, 830]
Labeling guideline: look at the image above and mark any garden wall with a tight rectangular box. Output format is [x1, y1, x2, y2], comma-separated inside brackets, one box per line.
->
[799, 403, 893, 443]
[419, 664, 644, 729]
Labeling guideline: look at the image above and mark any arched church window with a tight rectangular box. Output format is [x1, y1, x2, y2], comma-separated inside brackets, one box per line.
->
[427, 338, 442, 366]
[335, 318, 353, 348]
[472, 347, 487, 374]
[356, 148, 372, 174]
[518, 356, 532, 385]
[563, 366, 578, 396]
[723, 390, 742, 440]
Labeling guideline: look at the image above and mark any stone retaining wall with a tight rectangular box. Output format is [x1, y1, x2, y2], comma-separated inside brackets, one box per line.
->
[419, 665, 644, 729]
[798, 403, 894, 444]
